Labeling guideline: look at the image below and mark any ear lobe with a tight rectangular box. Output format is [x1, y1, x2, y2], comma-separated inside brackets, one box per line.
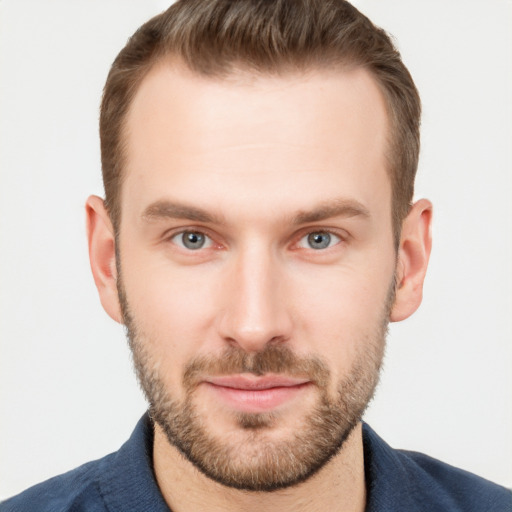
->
[86, 195, 123, 324]
[390, 199, 433, 322]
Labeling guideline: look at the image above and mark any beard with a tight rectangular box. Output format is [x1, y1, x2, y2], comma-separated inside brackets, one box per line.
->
[117, 270, 392, 492]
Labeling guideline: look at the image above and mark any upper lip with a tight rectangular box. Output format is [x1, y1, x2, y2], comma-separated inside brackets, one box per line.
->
[205, 375, 310, 390]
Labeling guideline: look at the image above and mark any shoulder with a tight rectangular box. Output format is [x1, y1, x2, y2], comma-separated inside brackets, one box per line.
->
[396, 448, 512, 511]
[362, 424, 512, 512]
[1, 414, 169, 512]
[0, 454, 114, 512]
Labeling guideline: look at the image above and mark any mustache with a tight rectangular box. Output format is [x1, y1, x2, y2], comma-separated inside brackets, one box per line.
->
[183, 343, 330, 390]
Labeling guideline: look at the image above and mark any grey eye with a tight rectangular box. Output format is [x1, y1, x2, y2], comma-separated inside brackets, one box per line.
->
[298, 231, 341, 250]
[307, 232, 331, 249]
[173, 231, 212, 250]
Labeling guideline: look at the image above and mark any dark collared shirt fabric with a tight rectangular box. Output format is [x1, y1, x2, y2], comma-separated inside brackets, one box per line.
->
[2, 414, 511, 512]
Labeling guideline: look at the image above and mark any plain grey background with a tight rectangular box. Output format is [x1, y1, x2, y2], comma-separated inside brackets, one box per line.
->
[1, 0, 511, 497]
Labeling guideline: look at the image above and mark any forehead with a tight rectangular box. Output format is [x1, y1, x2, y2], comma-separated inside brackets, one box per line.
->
[121, 62, 391, 223]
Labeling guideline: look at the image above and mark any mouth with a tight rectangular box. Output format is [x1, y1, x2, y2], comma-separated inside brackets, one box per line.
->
[202, 374, 312, 413]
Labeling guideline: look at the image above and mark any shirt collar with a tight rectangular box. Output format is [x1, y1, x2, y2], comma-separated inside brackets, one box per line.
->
[363, 423, 421, 511]
[99, 413, 171, 512]
[98, 413, 419, 512]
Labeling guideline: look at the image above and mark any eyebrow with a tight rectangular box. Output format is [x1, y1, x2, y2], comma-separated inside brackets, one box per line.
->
[142, 200, 224, 224]
[292, 198, 370, 224]
[141, 197, 370, 225]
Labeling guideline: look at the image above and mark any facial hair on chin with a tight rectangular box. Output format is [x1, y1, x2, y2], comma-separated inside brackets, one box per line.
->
[116, 267, 393, 492]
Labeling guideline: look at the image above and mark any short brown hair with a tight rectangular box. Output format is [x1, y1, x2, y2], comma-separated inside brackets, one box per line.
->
[100, 0, 421, 242]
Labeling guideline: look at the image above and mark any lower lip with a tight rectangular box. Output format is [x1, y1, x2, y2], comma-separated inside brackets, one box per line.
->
[203, 382, 311, 413]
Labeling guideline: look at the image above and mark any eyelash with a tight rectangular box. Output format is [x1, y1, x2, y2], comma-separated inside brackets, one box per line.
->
[295, 231, 342, 251]
[170, 230, 215, 250]
[165, 227, 347, 253]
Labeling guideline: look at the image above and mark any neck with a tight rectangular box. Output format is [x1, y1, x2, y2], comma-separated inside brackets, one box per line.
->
[153, 422, 366, 512]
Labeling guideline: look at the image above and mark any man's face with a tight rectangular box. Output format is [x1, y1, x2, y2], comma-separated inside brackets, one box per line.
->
[117, 63, 397, 490]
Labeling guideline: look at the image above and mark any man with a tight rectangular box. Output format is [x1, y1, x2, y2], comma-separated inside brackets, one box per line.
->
[2, 0, 510, 510]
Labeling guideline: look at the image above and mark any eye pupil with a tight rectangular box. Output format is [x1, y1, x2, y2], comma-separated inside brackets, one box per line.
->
[182, 231, 205, 249]
[307, 232, 331, 250]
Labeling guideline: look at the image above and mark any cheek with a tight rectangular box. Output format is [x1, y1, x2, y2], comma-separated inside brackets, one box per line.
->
[289, 263, 392, 376]
[120, 257, 222, 388]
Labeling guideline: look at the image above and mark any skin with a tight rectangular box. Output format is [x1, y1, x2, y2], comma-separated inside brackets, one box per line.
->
[86, 62, 432, 512]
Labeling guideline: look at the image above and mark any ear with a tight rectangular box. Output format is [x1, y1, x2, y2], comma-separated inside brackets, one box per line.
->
[390, 199, 433, 322]
[86, 195, 123, 324]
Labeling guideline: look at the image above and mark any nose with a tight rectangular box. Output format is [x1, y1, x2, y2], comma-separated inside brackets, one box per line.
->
[217, 243, 293, 353]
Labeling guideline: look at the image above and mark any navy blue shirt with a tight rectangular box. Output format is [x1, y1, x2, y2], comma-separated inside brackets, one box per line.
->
[2, 414, 511, 511]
